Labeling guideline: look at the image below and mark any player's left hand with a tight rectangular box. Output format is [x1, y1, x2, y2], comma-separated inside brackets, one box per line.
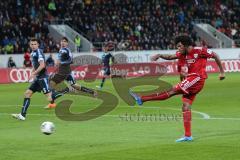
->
[150, 54, 160, 61]
[219, 73, 225, 80]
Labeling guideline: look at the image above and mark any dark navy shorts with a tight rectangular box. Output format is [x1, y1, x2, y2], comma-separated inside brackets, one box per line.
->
[29, 77, 51, 94]
[50, 73, 76, 86]
[103, 67, 111, 76]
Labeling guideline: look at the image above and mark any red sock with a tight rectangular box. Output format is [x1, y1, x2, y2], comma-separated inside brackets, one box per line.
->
[141, 92, 170, 102]
[183, 110, 192, 137]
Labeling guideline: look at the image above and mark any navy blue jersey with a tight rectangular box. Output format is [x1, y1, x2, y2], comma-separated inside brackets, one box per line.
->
[102, 52, 114, 68]
[58, 48, 73, 65]
[31, 49, 47, 78]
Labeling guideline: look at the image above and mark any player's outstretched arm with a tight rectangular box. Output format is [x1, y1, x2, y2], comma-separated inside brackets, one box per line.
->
[150, 54, 178, 61]
[212, 52, 225, 80]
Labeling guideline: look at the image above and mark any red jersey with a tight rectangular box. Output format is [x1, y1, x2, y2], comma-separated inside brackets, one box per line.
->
[177, 54, 188, 77]
[176, 47, 214, 79]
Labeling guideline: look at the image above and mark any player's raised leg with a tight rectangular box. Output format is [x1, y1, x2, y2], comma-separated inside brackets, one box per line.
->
[67, 74, 97, 97]
[46, 79, 60, 109]
[129, 88, 181, 106]
[46, 37, 73, 108]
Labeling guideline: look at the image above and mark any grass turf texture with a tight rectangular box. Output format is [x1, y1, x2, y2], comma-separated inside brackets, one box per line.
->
[0, 73, 240, 160]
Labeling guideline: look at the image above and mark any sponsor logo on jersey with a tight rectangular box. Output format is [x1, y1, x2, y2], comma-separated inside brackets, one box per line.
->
[194, 53, 198, 58]
[187, 59, 195, 63]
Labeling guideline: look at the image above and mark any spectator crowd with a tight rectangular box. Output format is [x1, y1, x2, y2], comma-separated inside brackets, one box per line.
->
[1, 0, 240, 54]
[67, 0, 240, 49]
[0, 0, 58, 54]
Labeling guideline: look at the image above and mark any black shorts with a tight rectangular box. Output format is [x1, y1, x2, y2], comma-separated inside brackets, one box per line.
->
[29, 77, 51, 94]
[50, 73, 76, 85]
[103, 67, 111, 76]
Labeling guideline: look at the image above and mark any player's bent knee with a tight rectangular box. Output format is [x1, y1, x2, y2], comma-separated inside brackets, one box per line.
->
[24, 90, 33, 98]
[182, 102, 191, 111]
[71, 84, 80, 90]
[168, 89, 180, 97]
[50, 80, 57, 88]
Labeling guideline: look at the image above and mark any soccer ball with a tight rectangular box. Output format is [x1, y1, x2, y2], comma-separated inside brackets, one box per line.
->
[40, 121, 55, 135]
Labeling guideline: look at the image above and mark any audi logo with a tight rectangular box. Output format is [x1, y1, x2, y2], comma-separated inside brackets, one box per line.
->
[10, 68, 33, 83]
[222, 60, 240, 72]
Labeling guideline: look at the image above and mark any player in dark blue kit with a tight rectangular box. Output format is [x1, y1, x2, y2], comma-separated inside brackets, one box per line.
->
[46, 37, 97, 108]
[96, 43, 115, 89]
[12, 38, 54, 120]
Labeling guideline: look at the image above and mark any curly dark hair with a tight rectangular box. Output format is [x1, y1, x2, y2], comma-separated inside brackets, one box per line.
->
[175, 35, 192, 46]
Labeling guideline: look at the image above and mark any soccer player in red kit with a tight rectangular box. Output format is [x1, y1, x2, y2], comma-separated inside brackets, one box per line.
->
[129, 35, 225, 142]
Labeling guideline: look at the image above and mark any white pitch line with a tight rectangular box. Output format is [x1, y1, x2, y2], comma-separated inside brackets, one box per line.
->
[0, 104, 98, 107]
[2, 104, 240, 121]
[1, 112, 240, 121]
[0, 104, 210, 119]
[130, 106, 211, 119]
[166, 107, 210, 119]
[192, 110, 210, 119]
[206, 117, 240, 120]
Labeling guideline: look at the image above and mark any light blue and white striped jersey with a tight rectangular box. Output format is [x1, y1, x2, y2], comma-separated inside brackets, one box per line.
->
[58, 47, 73, 65]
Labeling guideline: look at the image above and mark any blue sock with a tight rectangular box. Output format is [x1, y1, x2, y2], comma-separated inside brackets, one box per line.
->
[80, 86, 94, 95]
[100, 78, 106, 88]
[21, 98, 30, 117]
[51, 88, 69, 103]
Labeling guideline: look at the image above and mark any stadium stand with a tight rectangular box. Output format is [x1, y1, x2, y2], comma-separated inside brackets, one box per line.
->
[0, 0, 58, 54]
[0, 0, 239, 54]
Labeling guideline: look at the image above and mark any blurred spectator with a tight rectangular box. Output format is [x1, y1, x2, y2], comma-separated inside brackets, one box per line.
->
[23, 51, 32, 68]
[48, 0, 57, 16]
[4, 44, 14, 54]
[74, 35, 81, 52]
[65, 0, 239, 50]
[0, 1, 58, 54]
[46, 53, 55, 67]
[0, 0, 239, 52]
[7, 56, 17, 68]
[178, 8, 185, 25]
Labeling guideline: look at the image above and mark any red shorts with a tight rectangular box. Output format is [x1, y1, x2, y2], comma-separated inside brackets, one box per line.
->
[174, 75, 205, 105]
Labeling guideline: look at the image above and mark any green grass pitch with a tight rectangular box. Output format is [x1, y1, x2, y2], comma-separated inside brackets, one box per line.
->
[0, 73, 240, 160]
